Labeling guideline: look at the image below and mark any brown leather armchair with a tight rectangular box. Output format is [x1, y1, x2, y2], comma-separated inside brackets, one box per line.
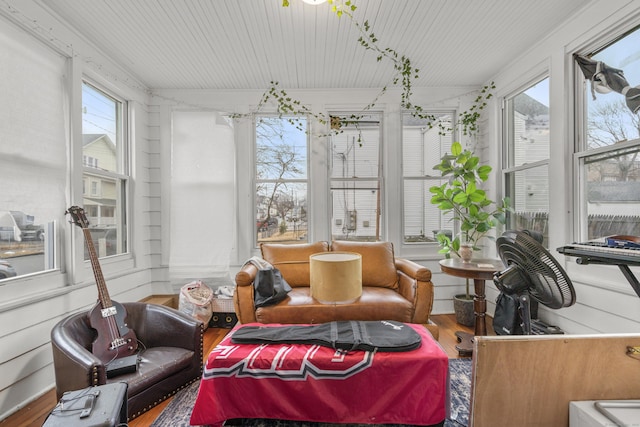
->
[234, 241, 439, 339]
[50, 302, 204, 420]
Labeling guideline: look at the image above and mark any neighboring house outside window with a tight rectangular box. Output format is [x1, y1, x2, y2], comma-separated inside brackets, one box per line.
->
[402, 111, 455, 244]
[329, 113, 383, 242]
[81, 81, 129, 258]
[503, 78, 551, 246]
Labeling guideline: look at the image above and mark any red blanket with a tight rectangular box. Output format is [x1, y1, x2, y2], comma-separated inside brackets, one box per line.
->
[190, 323, 448, 426]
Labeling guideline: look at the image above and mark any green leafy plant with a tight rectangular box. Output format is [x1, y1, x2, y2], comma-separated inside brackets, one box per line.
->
[429, 141, 510, 260]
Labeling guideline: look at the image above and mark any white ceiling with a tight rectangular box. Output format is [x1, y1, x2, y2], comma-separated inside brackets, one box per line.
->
[39, 0, 592, 91]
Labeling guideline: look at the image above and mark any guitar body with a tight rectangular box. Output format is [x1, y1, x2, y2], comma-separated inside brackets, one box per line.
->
[89, 300, 138, 364]
[66, 206, 138, 365]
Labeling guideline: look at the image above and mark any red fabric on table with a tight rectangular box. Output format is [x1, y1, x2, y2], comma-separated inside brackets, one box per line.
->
[190, 322, 448, 426]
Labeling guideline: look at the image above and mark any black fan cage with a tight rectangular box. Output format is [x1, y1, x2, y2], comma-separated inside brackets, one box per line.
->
[496, 230, 576, 309]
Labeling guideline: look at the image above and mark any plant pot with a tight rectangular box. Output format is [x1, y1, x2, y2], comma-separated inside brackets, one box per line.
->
[459, 243, 474, 263]
[453, 294, 475, 327]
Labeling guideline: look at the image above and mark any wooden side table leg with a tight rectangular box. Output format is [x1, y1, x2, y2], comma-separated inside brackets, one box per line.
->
[474, 278, 487, 336]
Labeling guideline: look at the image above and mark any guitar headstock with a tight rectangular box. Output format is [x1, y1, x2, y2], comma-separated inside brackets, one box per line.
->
[66, 206, 89, 229]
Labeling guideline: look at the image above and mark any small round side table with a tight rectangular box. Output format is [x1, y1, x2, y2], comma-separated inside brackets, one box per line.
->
[439, 258, 504, 356]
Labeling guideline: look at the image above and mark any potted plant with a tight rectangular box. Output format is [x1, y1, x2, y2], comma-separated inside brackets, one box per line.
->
[430, 141, 510, 326]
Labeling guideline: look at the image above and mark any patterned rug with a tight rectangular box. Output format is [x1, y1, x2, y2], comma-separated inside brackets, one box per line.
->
[151, 358, 471, 427]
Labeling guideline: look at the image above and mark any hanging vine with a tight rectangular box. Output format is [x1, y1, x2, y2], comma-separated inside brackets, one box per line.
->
[232, 0, 494, 139]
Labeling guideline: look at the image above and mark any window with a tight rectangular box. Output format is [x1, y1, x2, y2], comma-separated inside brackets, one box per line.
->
[255, 116, 308, 244]
[329, 113, 382, 241]
[0, 18, 65, 282]
[576, 27, 640, 240]
[402, 112, 455, 243]
[503, 78, 550, 245]
[82, 81, 129, 258]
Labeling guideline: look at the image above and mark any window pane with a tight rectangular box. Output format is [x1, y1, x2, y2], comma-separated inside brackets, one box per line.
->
[505, 165, 550, 245]
[504, 78, 550, 237]
[577, 26, 640, 242]
[402, 112, 454, 243]
[82, 83, 120, 173]
[81, 175, 126, 258]
[582, 146, 640, 239]
[330, 113, 382, 241]
[331, 180, 380, 241]
[403, 178, 452, 242]
[256, 117, 307, 180]
[330, 114, 380, 179]
[256, 182, 307, 243]
[256, 117, 308, 245]
[587, 29, 640, 149]
[509, 79, 549, 168]
[82, 82, 127, 259]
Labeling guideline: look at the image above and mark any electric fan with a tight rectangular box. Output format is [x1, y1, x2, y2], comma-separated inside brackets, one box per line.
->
[493, 230, 576, 335]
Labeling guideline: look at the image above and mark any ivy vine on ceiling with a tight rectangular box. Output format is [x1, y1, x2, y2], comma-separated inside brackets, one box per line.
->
[231, 0, 493, 139]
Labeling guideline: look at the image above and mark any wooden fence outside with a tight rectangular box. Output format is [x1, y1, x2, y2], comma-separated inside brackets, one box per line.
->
[511, 211, 640, 243]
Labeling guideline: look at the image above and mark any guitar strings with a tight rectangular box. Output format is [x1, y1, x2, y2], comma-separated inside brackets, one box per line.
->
[83, 228, 133, 357]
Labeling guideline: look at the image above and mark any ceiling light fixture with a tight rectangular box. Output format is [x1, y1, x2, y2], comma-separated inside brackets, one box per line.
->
[302, 0, 327, 5]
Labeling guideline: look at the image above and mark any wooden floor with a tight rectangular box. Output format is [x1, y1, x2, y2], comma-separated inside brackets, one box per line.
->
[2, 314, 489, 427]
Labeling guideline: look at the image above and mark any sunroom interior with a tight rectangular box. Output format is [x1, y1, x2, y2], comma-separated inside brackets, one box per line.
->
[1, 0, 640, 422]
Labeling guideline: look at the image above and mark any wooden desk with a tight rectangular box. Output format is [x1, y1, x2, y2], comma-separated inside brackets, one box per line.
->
[439, 258, 503, 356]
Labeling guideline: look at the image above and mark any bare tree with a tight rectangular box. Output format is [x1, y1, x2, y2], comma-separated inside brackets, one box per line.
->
[587, 99, 640, 181]
[256, 118, 304, 224]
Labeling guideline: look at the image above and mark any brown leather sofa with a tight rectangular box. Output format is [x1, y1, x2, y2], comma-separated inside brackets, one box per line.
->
[50, 302, 204, 420]
[234, 241, 439, 339]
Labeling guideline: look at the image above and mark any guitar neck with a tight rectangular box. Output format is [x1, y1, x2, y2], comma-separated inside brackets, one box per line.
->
[82, 228, 112, 309]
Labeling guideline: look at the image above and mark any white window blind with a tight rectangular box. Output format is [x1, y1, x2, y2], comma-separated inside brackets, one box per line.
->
[0, 17, 67, 278]
[169, 111, 235, 280]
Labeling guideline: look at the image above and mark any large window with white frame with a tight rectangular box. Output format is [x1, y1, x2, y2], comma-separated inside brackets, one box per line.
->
[402, 111, 455, 244]
[329, 113, 383, 242]
[0, 17, 64, 282]
[81, 81, 129, 259]
[503, 77, 550, 246]
[575, 27, 640, 241]
[255, 116, 308, 245]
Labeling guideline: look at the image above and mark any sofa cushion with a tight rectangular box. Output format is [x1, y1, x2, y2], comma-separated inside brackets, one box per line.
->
[260, 241, 329, 287]
[330, 240, 398, 290]
[255, 287, 413, 324]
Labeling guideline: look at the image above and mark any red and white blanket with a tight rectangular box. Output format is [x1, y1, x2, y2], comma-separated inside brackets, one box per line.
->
[190, 322, 448, 426]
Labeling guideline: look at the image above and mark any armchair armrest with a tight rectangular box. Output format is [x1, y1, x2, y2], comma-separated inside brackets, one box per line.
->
[395, 258, 435, 325]
[51, 313, 107, 399]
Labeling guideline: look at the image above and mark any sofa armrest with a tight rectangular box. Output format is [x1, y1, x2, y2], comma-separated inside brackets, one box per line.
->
[395, 258, 435, 325]
[234, 263, 258, 323]
[395, 258, 432, 282]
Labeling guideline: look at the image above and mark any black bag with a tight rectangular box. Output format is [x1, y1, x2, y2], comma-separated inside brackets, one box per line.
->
[254, 267, 292, 307]
[493, 292, 523, 335]
[231, 320, 422, 352]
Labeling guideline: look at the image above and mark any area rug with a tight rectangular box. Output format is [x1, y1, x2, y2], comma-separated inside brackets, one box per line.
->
[150, 358, 471, 427]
